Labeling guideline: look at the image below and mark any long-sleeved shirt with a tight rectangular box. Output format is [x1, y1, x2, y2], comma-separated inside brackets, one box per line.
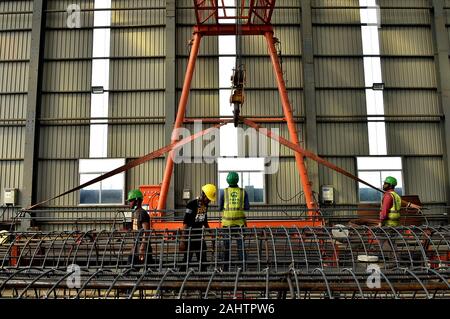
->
[379, 190, 394, 221]
[219, 188, 250, 211]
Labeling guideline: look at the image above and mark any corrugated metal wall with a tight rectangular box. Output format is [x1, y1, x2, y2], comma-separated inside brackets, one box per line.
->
[0, 1, 32, 220]
[36, 0, 94, 208]
[380, 2, 446, 206]
[312, 1, 367, 205]
[0, 0, 449, 228]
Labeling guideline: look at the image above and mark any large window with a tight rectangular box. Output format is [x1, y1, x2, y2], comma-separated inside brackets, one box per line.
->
[357, 157, 403, 202]
[218, 158, 265, 204]
[79, 159, 125, 205]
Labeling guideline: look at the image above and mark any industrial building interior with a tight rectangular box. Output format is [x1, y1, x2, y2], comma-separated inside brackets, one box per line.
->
[0, 0, 450, 300]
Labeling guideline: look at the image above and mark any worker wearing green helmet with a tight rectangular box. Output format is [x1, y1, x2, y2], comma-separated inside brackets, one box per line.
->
[127, 189, 153, 265]
[379, 176, 402, 227]
[219, 172, 250, 271]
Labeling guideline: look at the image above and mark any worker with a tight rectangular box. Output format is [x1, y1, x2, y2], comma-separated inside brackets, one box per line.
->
[127, 189, 153, 266]
[378, 176, 402, 227]
[219, 172, 250, 271]
[180, 184, 216, 271]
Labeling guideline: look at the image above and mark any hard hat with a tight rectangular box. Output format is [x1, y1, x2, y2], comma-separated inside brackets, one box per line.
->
[127, 189, 143, 201]
[201, 184, 216, 202]
[0, 230, 9, 245]
[226, 172, 239, 186]
[384, 176, 397, 187]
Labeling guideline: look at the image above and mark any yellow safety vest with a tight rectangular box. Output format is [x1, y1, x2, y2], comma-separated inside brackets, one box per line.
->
[384, 191, 402, 227]
[221, 187, 246, 227]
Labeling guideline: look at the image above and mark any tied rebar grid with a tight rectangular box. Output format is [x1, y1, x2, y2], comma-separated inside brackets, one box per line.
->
[0, 226, 449, 299]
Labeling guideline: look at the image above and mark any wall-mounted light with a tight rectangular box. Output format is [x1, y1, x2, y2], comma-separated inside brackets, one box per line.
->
[372, 83, 384, 90]
[91, 86, 104, 94]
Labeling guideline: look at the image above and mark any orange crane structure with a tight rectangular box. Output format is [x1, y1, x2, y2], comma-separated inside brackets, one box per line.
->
[155, 0, 320, 229]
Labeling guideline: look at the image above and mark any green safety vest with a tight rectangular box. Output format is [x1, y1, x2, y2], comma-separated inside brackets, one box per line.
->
[221, 187, 246, 227]
[384, 191, 402, 227]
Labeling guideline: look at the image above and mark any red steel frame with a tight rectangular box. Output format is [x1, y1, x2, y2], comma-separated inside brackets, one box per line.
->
[158, 0, 318, 223]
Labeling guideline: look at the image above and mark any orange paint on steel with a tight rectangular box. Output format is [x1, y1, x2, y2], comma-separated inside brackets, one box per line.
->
[264, 31, 318, 214]
[151, 219, 322, 231]
[158, 33, 203, 211]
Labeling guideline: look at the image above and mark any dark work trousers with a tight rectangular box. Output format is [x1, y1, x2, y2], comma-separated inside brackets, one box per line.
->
[181, 238, 208, 271]
[222, 226, 246, 271]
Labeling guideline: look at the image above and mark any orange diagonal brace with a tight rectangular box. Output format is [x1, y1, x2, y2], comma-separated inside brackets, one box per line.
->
[264, 31, 317, 212]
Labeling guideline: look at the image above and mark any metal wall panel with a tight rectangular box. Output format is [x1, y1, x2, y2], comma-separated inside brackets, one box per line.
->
[316, 90, 366, 116]
[112, 0, 165, 26]
[37, 160, 78, 206]
[108, 124, 165, 158]
[383, 90, 440, 115]
[46, 0, 94, 29]
[176, 26, 217, 56]
[386, 123, 443, 155]
[176, 0, 196, 25]
[314, 26, 362, 55]
[0, 95, 27, 119]
[242, 27, 302, 56]
[127, 158, 164, 189]
[111, 27, 165, 57]
[270, 7, 301, 26]
[41, 93, 91, 119]
[267, 158, 304, 205]
[312, 8, 360, 24]
[42, 61, 91, 92]
[0, 160, 23, 203]
[0, 31, 31, 59]
[110, 91, 165, 118]
[404, 157, 447, 203]
[110, 58, 164, 90]
[0, 62, 29, 92]
[257, 123, 305, 157]
[319, 157, 357, 204]
[312, 0, 359, 6]
[176, 57, 217, 89]
[318, 123, 369, 155]
[242, 57, 303, 88]
[382, 58, 436, 88]
[44, 30, 93, 59]
[177, 90, 219, 118]
[242, 90, 304, 117]
[380, 8, 431, 25]
[39, 126, 89, 159]
[379, 27, 433, 55]
[175, 162, 218, 207]
[0, 1, 32, 30]
[0, 127, 24, 159]
[315, 58, 364, 87]
[378, 0, 430, 7]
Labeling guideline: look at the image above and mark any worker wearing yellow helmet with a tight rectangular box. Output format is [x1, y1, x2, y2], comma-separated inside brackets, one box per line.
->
[180, 184, 216, 271]
[378, 176, 402, 227]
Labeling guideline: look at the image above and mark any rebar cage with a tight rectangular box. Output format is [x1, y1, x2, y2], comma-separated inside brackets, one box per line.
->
[0, 226, 449, 299]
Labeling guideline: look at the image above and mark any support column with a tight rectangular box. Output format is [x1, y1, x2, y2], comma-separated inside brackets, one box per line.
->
[23, 0, 46, 228]
[164, 0, 176, 210]
[431, 0, 450, 211]
[265, 31, 317, 211]
[300, 0, 320, 198]
[158, 33, 202, 210]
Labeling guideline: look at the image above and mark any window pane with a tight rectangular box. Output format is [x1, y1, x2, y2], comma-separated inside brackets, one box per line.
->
[357, 157, 402, 170]
[80, 173, 100, 204]
[381, 171, 403, 195]
[242, 172, 264, 203]
[358, 171, 382, 202]
[101, 174, 124, 204]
